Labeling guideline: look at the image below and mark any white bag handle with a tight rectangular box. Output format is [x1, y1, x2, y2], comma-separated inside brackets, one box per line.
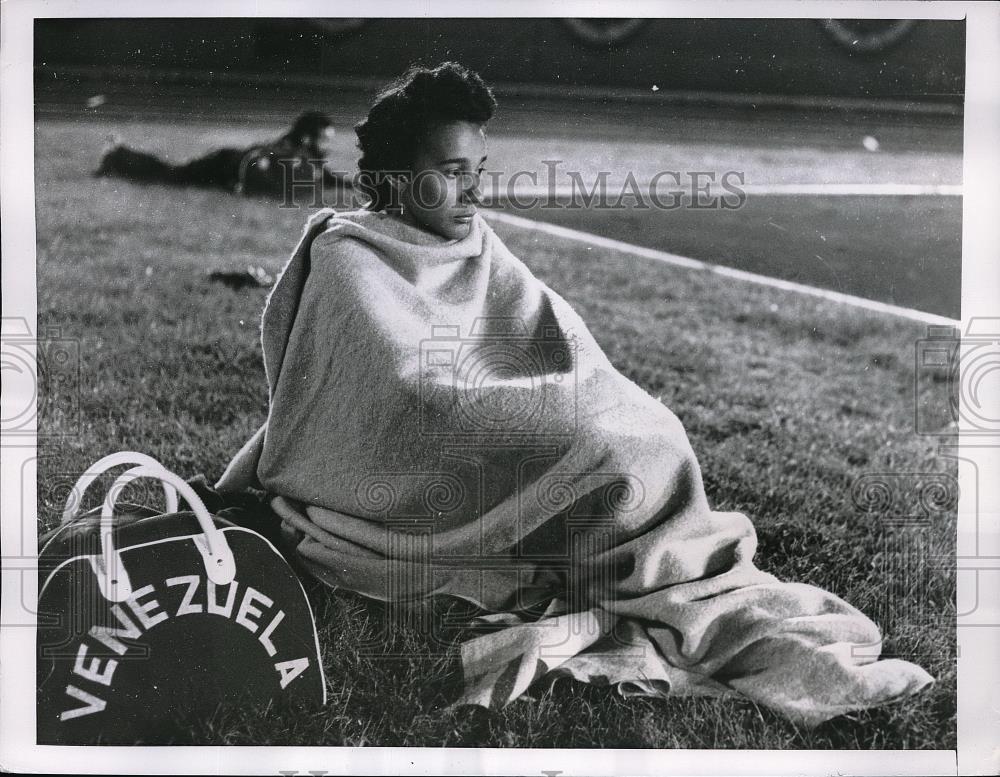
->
[94, 464, 236, 603]
[61, 451, 179, 523]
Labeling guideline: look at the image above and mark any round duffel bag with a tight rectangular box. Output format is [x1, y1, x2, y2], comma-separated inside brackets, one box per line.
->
[37, 452, 326, 744]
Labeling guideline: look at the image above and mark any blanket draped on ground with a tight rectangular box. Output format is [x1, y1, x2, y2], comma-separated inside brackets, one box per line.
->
[216, 207, 932, 726]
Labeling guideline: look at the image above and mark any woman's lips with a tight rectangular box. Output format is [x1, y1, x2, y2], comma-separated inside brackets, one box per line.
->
[453, 211, 476, 223]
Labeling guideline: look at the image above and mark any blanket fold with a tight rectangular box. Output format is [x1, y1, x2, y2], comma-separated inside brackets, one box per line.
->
[217, 207, 932, 726]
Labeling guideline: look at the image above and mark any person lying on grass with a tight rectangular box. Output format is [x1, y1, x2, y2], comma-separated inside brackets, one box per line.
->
[216, 60, 933, 726]
[95, 110, 352, 199]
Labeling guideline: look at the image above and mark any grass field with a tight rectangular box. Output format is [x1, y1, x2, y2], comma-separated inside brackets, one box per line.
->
[519, 194, 962, 318]
[33, 117, 957, 748]
[35, 107, 962, 319]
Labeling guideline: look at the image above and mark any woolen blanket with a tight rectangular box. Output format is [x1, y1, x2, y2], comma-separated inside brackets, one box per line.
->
[216, 207, 933, 726]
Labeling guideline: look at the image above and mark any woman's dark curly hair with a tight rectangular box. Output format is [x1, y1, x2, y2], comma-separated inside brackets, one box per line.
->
[354, 61, 497, 211]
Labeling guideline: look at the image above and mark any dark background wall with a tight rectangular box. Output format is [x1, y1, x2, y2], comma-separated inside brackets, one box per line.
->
[35, 17, 965, 102]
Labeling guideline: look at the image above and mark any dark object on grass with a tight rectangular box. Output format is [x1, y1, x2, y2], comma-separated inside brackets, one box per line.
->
[94, 111, 352, 199]
[185, 472, 288, 551]
[208, 266, 274, 290]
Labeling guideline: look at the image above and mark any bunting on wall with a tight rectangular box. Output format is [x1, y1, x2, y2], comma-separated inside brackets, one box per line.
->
[818, 19, 918, 53]
[561, 18, 648, 47]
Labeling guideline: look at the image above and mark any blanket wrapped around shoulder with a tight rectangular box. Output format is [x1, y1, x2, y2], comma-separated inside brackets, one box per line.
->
[217, 208, 932, 726]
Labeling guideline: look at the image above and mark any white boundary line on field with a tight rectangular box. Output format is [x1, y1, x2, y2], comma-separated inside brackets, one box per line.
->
[482, 209, 960, 326]
[740, 183, 962, 196]
[481, 183, 963, 200]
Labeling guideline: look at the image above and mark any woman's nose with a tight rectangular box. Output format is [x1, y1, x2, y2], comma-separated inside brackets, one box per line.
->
[460, 171, 481, 203]
[462, 188, 482, 207]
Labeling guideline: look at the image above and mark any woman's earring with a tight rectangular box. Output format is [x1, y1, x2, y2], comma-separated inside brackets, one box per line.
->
[389, 175, 407, 218]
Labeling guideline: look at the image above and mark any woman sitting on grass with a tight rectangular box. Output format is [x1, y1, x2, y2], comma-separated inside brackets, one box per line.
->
[216, 61, 933, 726]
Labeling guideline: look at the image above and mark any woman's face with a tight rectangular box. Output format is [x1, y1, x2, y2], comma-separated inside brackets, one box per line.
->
[398, 120, 487, 241]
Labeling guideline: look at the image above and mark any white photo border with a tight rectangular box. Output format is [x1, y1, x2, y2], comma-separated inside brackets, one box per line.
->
[2, 1, 996, 774]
